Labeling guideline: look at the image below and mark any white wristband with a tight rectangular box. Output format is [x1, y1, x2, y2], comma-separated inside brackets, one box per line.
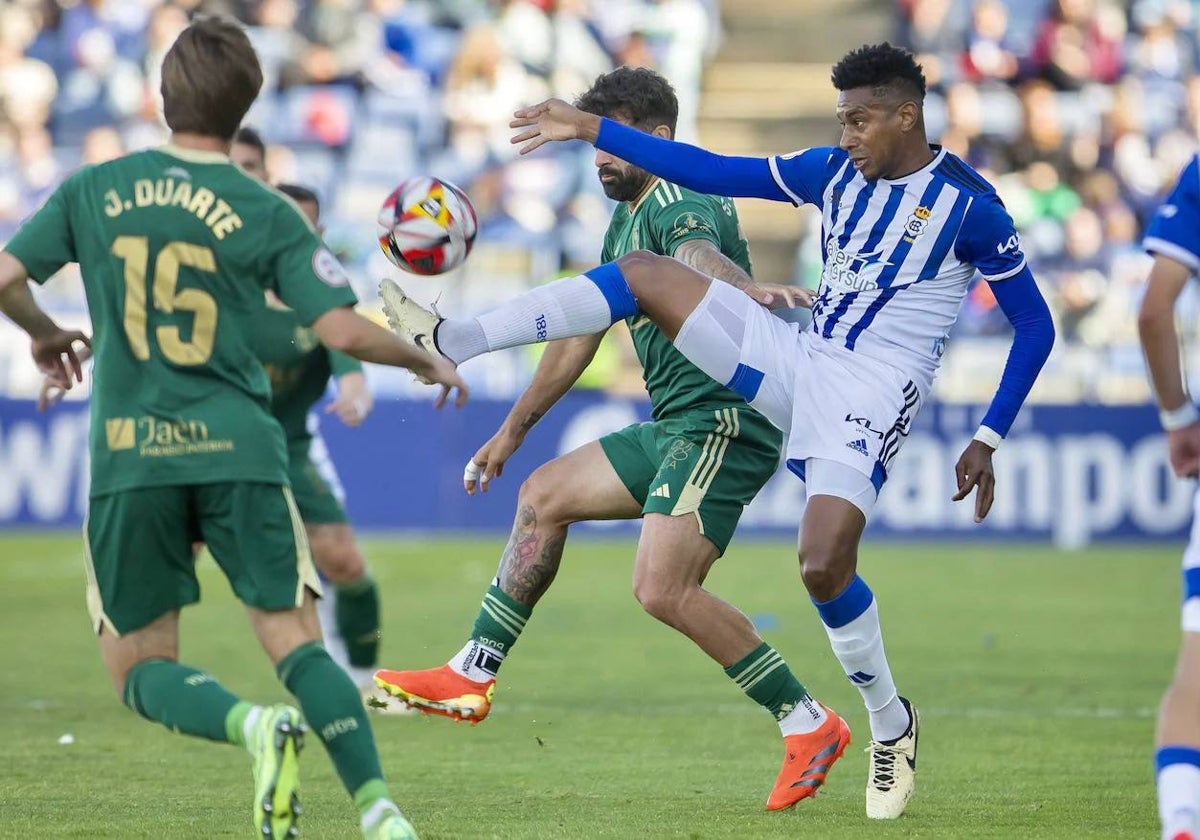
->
[973, 425, 1003, 450]
[1160, 402, 1200, 431]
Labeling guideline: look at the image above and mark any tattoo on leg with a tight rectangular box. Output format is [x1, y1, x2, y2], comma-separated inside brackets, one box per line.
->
[498, 505, 564, 605]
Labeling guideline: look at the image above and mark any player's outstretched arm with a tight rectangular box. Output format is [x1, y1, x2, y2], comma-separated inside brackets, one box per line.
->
[312, 306, 468, 407]
[1139, 254, 1200, 478]
[0, 252, 90, 390]
[953, 267, 1055, 522]
[466, 333, 605, 495]
[511, 99, 790, 201]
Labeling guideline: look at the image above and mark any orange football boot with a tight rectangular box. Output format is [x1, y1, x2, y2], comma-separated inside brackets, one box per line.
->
[766, 704, 852, 811]
[373, 665, 495, 723]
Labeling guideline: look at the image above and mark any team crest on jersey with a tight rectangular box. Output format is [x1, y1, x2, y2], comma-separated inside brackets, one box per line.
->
[671, 211, 713, 240]
[312, 247, 351, 287]
[903, 205, 932, 243]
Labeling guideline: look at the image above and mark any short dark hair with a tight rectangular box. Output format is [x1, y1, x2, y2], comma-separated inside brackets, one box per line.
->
[277, 183, 320, 215]
[575, 66, 679, 136]
[830, 42, 926, 101]
[161, 16, 263, 140]
[234, 126, 265, 156]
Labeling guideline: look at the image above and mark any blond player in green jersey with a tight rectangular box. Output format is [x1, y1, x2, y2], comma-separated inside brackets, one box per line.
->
[0, 18, 466, 840]
[374, 68, 856, 812]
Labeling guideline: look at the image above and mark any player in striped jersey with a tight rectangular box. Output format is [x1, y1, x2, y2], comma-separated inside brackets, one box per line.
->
[1140, 155, 1200, 840]
[381, 43, 1055, 819]
[375, 67, 853, 812]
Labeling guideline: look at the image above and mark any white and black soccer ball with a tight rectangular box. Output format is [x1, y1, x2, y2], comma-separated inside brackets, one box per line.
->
[377, 176, 478, 276]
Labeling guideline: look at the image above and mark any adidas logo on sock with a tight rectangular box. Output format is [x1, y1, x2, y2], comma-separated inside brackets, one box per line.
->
[846, 438, 869, 456]
[650, 483, 671, 499]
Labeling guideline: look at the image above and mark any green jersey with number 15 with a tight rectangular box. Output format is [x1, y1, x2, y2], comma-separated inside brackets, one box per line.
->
[3, 145, 357, 496]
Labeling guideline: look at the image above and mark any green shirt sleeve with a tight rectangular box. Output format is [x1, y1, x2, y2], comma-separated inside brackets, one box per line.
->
[267, 199, 358, 325]
[3, 171, 82, 284]
[647, 193, 723, 258]
[328, 348, 363, 376]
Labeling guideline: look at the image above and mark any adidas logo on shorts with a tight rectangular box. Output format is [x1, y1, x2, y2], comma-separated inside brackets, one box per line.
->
[650, 484, 671, 499]
[846, 438, 870, 456]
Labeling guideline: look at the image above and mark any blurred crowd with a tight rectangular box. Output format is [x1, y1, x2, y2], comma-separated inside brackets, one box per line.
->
[0, 0, 719, 266]
[896, 0, 1200, 361]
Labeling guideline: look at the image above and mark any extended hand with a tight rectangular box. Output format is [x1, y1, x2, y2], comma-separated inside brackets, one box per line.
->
[464, 426, 525, 495]
[952, 439, 996, 523]
[745, 284, 815, 310]
[31, 329, 90, 397]
[510, 99, 601, 155]
[1168, 423, 1200, 479]
[425, 356, 469, 409]
[327, 371, 373, 427]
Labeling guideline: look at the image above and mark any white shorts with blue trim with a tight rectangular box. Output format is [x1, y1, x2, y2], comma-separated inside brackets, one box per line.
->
[674, 281, 926, 516]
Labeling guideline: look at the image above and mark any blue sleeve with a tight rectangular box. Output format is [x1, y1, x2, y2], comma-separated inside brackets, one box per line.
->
[1144, 155, 1200, 271]
[980, 267, 1055, 437]
[595, 118, 789, 202]
[768, 148, 841, 206]
[953, 192, 1026, 281]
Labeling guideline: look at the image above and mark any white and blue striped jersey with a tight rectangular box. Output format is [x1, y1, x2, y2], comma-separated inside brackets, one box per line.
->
[769, 145, 1025, 385]
[1145, 154, 1200, 269]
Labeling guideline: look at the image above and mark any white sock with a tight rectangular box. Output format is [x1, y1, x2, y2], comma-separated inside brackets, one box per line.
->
[316, 593, 352, 672]
[815, 578, 910, 742]
[1159, 752, 1200, 839]
[437, 268, 631, 363]
[448, 639, 505, 683]
[778, 695, 829, 737]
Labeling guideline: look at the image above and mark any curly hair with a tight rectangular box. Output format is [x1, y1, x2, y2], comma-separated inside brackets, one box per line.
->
[830, 42, 926, 101]
[575, 66, 679, 136]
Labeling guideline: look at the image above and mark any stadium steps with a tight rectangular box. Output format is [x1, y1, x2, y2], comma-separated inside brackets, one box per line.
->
[697, 0, 892, 281]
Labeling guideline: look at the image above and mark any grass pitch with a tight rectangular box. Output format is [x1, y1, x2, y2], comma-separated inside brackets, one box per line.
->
[0, 534, 1176, 838]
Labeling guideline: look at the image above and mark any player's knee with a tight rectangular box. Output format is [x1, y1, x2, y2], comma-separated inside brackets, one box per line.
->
[309, 531, 365, 583]
[517, 467, 569, 525]
[614, 250, 669, 293]
[632, 575, 688, 627]
[798, 543, 855, 602]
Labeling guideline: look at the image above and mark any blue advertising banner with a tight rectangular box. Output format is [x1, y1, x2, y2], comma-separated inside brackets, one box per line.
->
[0, 395, 1190, 547]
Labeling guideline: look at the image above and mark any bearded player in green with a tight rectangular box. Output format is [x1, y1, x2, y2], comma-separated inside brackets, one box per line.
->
[375, 67, 843, 812]
[0, 18, 467, 840]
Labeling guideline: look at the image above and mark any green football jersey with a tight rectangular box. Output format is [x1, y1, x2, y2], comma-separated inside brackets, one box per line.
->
[600, 178, 754, 420]
[4, 145, 357, 496]
[253, 301, 361, 443]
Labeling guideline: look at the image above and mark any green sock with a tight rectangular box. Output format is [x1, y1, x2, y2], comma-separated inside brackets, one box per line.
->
[277, 641, 388, 798]
[354, 779, 393, 818]
[464, 584, 533, 677]
[334, 575, 381, 668]
[123, 658, 242, 742]
[724, 642, 811, 721]
[224, 700, 255, 747]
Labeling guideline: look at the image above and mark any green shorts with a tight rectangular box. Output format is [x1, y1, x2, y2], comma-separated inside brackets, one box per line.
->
[288, 439, 348, 525]
[599, 405, 782, 554]
[84, 483, 321, 636]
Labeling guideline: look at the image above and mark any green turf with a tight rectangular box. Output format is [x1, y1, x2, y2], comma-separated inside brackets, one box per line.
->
[0, 534, 1177, 838]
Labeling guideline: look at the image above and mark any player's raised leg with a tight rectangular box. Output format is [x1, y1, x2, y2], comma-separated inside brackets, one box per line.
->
[382, 251, 721, 364]
[1155, 524, 1200, 840]
[634, 511, 849, 810]
[375, 440, 643, 720]
[799, 476, 918, 819]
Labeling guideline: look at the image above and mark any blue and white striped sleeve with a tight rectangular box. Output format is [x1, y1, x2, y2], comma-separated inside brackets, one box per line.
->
[1145, 155, 1200, 272]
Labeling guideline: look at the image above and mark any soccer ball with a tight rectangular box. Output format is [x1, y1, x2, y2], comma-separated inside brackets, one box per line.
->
[377, 177, 478, 275]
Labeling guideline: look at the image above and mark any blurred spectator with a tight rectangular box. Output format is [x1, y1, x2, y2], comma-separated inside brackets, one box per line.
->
[961, 0, 1021, 83]
[1029, 0, 1125, 89]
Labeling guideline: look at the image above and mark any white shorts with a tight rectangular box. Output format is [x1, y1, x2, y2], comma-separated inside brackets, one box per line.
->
[1183, 489, 1200, 632]
[306, 413, 347, 505]
[674, 281, 925, 516]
